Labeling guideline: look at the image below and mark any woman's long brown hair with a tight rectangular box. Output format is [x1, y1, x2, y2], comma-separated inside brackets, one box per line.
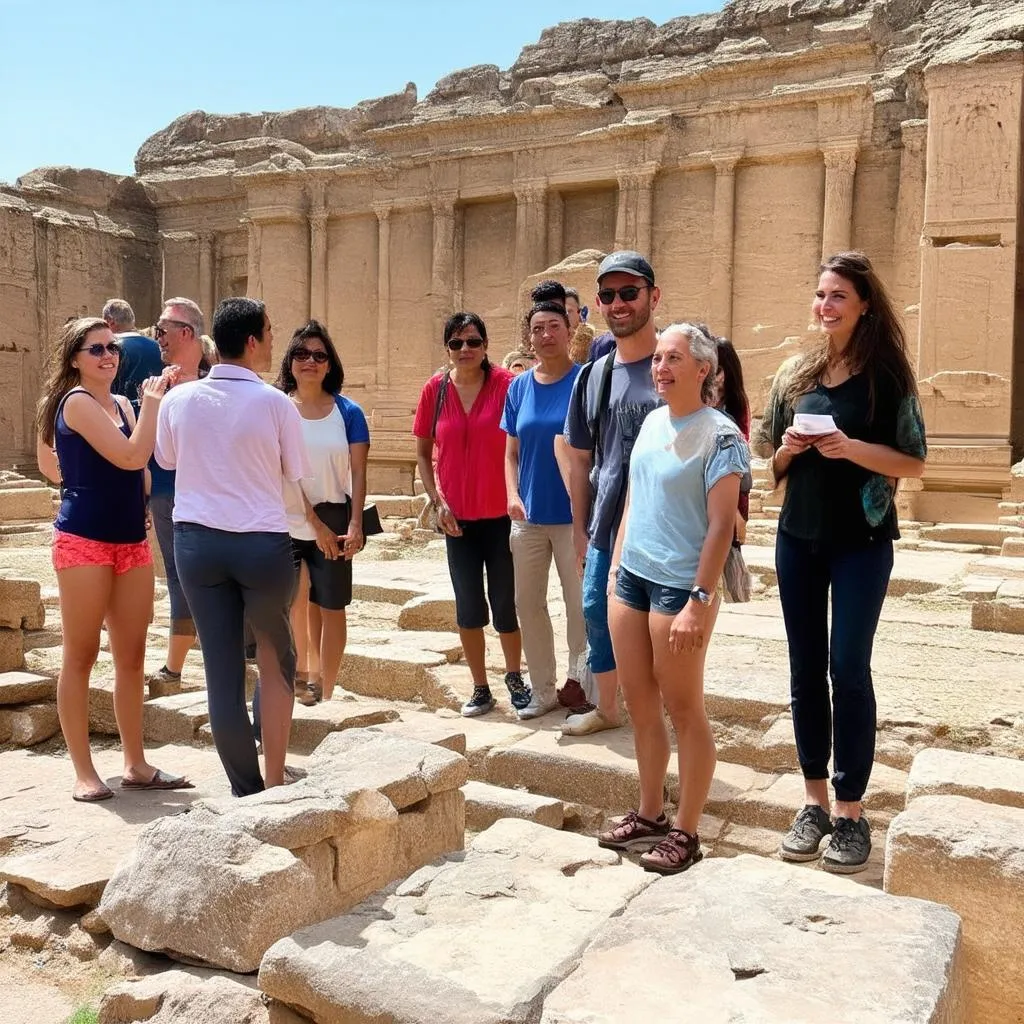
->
[36, 317, 109, 446]
[785, 251, 918, 418]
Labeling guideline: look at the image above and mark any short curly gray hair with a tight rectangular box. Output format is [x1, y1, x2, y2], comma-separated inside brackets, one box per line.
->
[658, 322, 719, 404]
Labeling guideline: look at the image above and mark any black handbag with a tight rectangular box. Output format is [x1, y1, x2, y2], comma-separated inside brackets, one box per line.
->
[362, 503, 383, 537]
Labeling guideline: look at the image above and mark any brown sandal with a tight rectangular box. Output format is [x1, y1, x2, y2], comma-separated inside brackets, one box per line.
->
[640, 828, 703, 875]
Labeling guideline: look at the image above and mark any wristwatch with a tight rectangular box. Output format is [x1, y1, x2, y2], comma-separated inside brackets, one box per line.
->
[689, 587, 712, 606]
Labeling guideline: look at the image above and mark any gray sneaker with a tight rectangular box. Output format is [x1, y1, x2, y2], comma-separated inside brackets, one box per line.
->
[779, 804, 834, 862]
[821, 815, 871, 874]
[461, 686, 496, 717]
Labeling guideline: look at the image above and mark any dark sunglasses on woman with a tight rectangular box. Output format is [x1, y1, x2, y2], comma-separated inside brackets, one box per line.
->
[447, 336, 484, 350]
[292, 348, 329, 364]
[79, 342, 122, 357]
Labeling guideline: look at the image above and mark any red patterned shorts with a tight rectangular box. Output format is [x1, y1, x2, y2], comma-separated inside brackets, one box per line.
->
[52, 529, 153, 575]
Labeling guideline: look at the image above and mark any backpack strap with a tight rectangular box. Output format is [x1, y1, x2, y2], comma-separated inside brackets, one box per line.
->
[430, 371, 451, 440]
[591, 353, 616, 467]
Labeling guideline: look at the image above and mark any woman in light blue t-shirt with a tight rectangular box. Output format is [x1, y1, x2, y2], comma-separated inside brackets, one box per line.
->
[597, 323, 749, 876]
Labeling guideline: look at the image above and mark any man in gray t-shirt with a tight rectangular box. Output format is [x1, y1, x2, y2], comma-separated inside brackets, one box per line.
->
[562, 251, 661, 736]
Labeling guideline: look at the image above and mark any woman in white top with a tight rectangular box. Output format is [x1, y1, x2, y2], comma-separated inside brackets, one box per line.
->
[276, 320, 370, 704]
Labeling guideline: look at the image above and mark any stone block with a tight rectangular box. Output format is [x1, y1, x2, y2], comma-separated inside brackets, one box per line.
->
[0, 628, 24, 672]
[338, 642, 460, 707]
[142, 692, 210, 743]
[1001, 537, 1024, 557]
[288, 698, 399, 755]
[971, 598, 1024, 635]
[1, 834, 113, 908]
[8, 702, 59, 746]
[541, 856, 964, 1023]
[397, 593, 458, 632]
[259, 819, 655, 1024]
[0, 670, 55, 705]
[369, 714, 467, 754]
[885, 794, 1024, 1024]
[0, 488, 53, 522]
[99, 970, 268, 1024]
[907, 747, 1024, 810]
[99, 731, 468, 972]
[0, 576, 43, 630]
[463, 780, 564, 831]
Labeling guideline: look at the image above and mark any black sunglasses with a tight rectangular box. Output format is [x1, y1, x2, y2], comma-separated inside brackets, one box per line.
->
[597, 285, 650, 304]
[292, 348, 329, 364]
[79, 342, 122, 357]
[154, 319, 193, 338]
[447, 336, 485, 351]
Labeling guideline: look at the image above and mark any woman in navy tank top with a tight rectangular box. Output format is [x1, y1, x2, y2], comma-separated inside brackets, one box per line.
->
[36, 318, 192, 802]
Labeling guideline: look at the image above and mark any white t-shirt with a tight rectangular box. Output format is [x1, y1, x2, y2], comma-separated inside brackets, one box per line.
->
[285, 404, 352, 541]
[155, 365, 309, 534]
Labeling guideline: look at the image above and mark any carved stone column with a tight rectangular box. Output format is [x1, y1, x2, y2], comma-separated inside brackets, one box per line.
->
[309, 209, 328, 322]
[709, 150, 742, 336]
[547, 191, 564, 266]
[821, 144, 859, 258]
[198, 232, 215, 320]
[431, 193, 457, 338]
[374, 202, 392, 386]
[514, 181, 548, 285]
[244, 218, 262, 299]
[615, 165, 658, 254]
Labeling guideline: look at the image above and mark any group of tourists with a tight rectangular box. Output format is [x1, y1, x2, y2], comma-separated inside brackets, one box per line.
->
[36, 243, 926, 877]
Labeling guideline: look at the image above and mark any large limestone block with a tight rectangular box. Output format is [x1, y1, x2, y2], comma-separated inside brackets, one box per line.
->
[885, 794, 1024, 1024]
[0, 670, 55, 706]
[368, 713, 467, 754]
[0, 628, 24, 672]
[397, 593, 458, 632]
[99, 732, 468, 972]
[8, 701, 59, 746]
[99, 969, 272, 1024]
[907, 747, 1024, 809]
[0, 576, 44, 630]
[541, 856, 964, 1024]
[259, 819, 654, 1024]
[463, 780, 564, 831]
[142, 692, 210, 743]
[338, 643, 459, 707]
[0, 488, 53, 522]
[307, 729, 469, 809]
[1, 833, 114, 908]
[288, 698, 399, 755]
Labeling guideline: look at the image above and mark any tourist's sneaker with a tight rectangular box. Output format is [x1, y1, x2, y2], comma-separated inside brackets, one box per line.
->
[597, 809, 670, 852]
[779, 804, 834, 862]
[147, 665, 182, 699]
[516, 691, 559, 721]
[461, 686, 496, 717]
[504, 671, 531, 712]
[640, 828, 703, 875]
[821, 815, 871, 874]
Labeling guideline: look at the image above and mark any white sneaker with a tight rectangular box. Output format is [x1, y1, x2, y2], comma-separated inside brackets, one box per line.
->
[516, 692, 559, 720]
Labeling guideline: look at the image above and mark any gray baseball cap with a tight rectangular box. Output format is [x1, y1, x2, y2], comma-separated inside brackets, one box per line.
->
[597, 250, 655, 285]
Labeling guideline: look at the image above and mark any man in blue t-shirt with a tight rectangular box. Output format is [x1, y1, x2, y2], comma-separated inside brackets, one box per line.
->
[502, 303, 586, 721]
[104, 298, 163, 415]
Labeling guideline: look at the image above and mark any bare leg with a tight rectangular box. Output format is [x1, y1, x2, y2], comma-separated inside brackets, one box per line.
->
[105, 563, 158, 779]
[164, 632, 195, 675]
[318, 606, 346, 700]
[289, 562, 311, 678]
[255, 636, 293, 788]
[650, 600, 720, 835]
[498, 628, 522, 674]
[593, 668, 620, 722]
[307, 600, 323, 683]
[461, 627, 488, 687]
[609, 597, 667, 821]
[55, 566, 113, 798]
[806, 779, 831, 809]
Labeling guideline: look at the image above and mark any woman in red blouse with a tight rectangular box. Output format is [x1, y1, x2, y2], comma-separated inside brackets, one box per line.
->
[414, 313, 525, 717]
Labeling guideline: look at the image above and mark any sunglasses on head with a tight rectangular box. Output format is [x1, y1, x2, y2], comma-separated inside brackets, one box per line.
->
[79, 342, 122, 357]
[597, 285, 650, 304]
[154, 319, 193, 339]
[446, 336, 484, 351]
[292, 347, 329, 364]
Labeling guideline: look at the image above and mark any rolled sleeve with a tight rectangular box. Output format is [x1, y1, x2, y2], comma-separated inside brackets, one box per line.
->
[705, 430, 751, 494]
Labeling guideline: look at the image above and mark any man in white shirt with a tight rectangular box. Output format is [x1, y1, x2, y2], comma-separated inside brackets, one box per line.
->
[156, 297, 309, 796]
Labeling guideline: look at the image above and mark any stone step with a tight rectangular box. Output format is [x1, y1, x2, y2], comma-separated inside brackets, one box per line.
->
[906, 747, 1024, 810]
[0, 488, 53, 523]
[396, 593, 457, 632]
[1002, 537, 1024, 557]
[918, 522, 1023, 546]
[462, 779, 564, 831]
[365, 493, 429, 518]
[0, 670, 55, 706]
[0, 701, 60, 746]
[337, 635, 464, 709]
[972, 581, 1024, 634]
[966, 555, 1024, 580]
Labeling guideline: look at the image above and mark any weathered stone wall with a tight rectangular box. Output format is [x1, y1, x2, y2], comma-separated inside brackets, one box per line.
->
[1, 0, 1022, 511]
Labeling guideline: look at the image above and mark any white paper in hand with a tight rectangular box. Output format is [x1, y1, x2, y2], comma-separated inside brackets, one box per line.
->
[793, 413, 837, 435]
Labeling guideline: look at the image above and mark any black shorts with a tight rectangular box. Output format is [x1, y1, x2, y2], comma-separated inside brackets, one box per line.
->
[291, 501, 353, 611]
[444, 515, 518, 633]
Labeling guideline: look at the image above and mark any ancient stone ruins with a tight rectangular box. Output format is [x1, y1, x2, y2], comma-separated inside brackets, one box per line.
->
[1, 1, 1024, 1022]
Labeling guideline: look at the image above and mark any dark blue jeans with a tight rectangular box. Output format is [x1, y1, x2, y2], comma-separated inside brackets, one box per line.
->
[775, 530, 893, 803]
[174, 523, 297, 797]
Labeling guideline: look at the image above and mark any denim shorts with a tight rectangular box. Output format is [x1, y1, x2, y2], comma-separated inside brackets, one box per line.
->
[615, 565, 691, 616]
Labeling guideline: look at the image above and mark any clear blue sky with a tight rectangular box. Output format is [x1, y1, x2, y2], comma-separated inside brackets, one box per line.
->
[0, 0, 718, 185]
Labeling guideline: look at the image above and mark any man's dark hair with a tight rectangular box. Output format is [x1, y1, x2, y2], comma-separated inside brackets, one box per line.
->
[275, 319, 344, 395]
[530, 279, 566, 307]
[212, 298, 265, 359]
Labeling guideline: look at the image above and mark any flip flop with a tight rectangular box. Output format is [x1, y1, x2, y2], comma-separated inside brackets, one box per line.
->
[72, 785, 114, 803]
[120, 768, 195, 791]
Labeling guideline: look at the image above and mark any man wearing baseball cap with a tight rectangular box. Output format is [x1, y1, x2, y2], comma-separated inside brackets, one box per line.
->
[562, 250, 661, 735]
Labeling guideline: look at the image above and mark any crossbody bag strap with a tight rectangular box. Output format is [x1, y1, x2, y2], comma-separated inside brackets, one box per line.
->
[430, 371, 451, 440]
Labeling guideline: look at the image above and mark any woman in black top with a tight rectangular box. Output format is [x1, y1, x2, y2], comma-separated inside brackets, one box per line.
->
[756, 252, 926, 874]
